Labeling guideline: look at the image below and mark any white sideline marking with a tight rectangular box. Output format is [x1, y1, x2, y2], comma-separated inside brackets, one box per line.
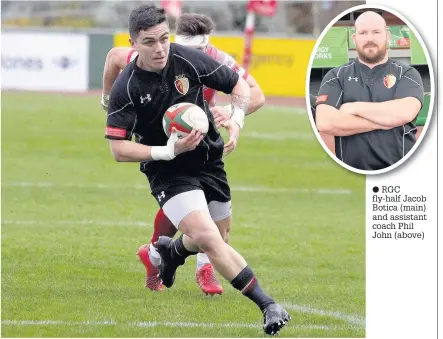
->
[282, 303, 365, 327]
[2, 182, 353, 195]
[1, 320, 357, 331]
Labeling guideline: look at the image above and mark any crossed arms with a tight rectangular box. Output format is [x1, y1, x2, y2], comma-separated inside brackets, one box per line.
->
[316, 97, 421, 136]
[315, 66, 423, 137]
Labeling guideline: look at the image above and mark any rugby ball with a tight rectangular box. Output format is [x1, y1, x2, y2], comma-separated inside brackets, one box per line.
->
[162, 103, 209, 138]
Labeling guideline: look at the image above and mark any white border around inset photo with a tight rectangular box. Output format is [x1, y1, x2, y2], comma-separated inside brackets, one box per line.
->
[305, 3, 435, 176]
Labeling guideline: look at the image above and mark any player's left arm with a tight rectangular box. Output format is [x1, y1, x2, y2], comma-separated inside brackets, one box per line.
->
[346, 68, 424, 127]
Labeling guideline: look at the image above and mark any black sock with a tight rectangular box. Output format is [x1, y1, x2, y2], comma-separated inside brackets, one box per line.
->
[171, 234, 198, 262]
[231, 266, 275, 311]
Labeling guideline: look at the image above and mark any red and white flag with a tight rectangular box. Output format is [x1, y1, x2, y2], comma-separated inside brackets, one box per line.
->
[161, 0, 182, 17]
[243, 0, 278, 71]
[247, 0, 277, 17]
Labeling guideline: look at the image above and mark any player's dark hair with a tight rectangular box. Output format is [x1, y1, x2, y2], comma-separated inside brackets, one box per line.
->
[129, 4, 167, 40]
[176, 13, 215, 36]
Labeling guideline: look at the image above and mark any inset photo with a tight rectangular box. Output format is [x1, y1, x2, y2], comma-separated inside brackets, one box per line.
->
[307, 4, 434, 174]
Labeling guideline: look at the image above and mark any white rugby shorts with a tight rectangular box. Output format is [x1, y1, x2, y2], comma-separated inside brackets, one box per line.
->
[162, 190, 232, 228]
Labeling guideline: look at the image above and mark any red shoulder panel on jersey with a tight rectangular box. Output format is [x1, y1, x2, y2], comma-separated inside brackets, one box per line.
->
[316, 95, 328, 104]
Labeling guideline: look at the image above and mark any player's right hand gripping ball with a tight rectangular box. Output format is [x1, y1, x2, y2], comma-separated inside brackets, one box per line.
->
[162, 103, 209, 138]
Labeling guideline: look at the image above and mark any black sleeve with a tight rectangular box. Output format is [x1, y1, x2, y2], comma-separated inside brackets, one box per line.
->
[182, 48, 239, 94]
[315, 68, 343, 108]
[105, 79, 137, 140]
[394, 67, 424, 108]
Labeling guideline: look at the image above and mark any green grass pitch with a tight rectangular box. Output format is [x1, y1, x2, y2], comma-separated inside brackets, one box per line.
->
[1, 92, 365, 338]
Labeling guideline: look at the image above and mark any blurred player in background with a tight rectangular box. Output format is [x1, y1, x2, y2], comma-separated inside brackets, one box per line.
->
[101, 13, 265, 294]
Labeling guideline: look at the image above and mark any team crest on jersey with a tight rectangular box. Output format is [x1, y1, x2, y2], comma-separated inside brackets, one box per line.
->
[174, 75, 189, 95]
[383, 74, 396, 89]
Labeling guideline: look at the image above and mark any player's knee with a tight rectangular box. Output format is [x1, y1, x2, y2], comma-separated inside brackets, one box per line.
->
[194, 227, 224, 252]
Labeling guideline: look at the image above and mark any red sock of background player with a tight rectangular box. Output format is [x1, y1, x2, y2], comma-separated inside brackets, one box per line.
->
[148, 209, 177, 267]
[151, 209, 177, 243]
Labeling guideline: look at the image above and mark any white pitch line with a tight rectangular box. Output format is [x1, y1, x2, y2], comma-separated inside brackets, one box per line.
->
[133, 321, 333, 330]
[2, 182, 353, 195]
[282, 303, 365, 327]
[1, 320, 357, 331]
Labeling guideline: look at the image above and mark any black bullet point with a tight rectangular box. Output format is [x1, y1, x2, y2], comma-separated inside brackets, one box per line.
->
[373, 186, 379, 193]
